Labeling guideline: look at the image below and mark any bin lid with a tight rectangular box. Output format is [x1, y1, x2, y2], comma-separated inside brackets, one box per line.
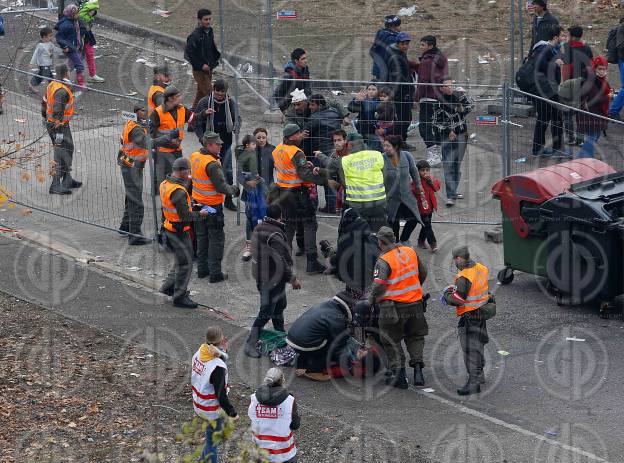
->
[491, 159, 616, 238]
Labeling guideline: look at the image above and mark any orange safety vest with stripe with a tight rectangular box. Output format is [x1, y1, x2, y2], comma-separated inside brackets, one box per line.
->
[455, 263, 489, 316]
[155, 105, 185, 153]
[190, 151, 225, 206]
[45, 81, 74, 124]
[273, 143, 303, 189]
[159, 179, 191, 233]
[378, 246, 423, 303]
[120, 120, 149, 162]
[147, 84, 165, 116]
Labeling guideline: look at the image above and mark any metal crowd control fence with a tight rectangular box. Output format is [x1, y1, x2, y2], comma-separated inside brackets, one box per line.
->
[233, 76, 505, 225]
[0, 65, 160, 239]
[501, 85, 624, 177]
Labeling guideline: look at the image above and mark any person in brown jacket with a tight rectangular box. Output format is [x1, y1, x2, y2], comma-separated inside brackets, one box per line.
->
[245, 204, 301, 358]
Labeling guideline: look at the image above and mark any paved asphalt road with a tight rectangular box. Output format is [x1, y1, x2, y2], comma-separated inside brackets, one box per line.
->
[1, 234, 623, 463]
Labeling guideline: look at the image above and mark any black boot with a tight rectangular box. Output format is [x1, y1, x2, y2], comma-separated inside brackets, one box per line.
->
[159, 285, 174, 297]
[457, 381, 481, 396]
[244, 327, 261, 358]
[129, 234, 150, 245]
[385, 368, 408, 389]
[223, 195, 237, 211]
[49, 177, 71, 195]
[413, 363, 425, 386]
[173, 292, 198, 309]
[209, 272, 228, 283]
[306, 253, 326, 274]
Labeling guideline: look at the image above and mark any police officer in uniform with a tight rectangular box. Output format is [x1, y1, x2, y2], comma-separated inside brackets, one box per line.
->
[338, 133, 387, 232]
[118, 103, 171, 244]
[369, 226, 428, 389]
[150, 86, 192, 192]
[444, 246, 491, 395]
[190, 131, 240, 283]
[270, 123, 339, 274]
[147, 66, 171, 116]
[159, 157, 210, 308]
[44, 64, 82, 195]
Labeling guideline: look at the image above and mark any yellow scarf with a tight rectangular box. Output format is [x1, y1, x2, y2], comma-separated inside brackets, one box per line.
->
[199, 343, 219, 362]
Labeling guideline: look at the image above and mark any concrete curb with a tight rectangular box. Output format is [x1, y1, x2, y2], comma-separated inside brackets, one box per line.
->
[96, 14, 277, 78]
[15, 229, 160, 291]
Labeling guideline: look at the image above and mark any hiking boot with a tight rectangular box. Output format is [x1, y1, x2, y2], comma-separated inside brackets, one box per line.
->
[197, 270, 210, 279]
[209, 272, 228, 283]
[159, 285, 174, 297]
[306, 254, 326, 274]
[242, 240, 252, 262]
[385, 368, 409, 389]
[69, 179, 82, 188]
[49, 183, 72, 195]
[128, 235, 150, 246]
[244, 342, 261, 358]
[173, 294, 198, 309]
[413, 363, 425, 386]
[457, 382, 481, 396]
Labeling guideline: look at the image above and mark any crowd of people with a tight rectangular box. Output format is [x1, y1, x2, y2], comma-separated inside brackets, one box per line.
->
[19, 2, 624, 461]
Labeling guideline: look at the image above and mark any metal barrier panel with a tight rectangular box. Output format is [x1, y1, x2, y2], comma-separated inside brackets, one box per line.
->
[506, 87, 624, 176]
[235, 76, 504, 225]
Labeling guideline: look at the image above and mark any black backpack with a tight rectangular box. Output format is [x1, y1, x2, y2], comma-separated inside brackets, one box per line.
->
[515, 53, 538, 93]
[606, 27, 618, 64]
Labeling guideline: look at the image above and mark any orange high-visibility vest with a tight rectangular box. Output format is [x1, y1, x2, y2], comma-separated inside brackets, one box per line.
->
[455, 263, 489, 316]
[147, 84, 165, 116]
[45, 81, 74, 124]
[378, 246, 423, 303]
[120, 120, 149, 162]
[190, 151, 225, 206]
[159, 179, 191, 233]
[155, 105, 185, 153]
[273, 144, 303, 189]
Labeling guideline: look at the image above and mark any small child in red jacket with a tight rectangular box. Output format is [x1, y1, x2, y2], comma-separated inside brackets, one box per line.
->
[413, 160, 441, 252]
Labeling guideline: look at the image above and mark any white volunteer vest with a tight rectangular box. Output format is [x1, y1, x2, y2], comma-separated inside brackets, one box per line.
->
[191, 349, 228, 420]
[248, 393, 297, 462]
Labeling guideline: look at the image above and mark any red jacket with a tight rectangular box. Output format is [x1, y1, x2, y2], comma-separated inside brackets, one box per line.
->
[412, 175, 440, 214]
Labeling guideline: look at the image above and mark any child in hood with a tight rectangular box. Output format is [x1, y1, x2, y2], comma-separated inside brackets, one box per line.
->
[78, 0, 105, 83]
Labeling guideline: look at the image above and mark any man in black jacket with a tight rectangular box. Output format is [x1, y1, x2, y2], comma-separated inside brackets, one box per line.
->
[245, 204, 302, 358]
[529, 25, 564, 157]
[385, 32, 415, 141]
[273, 48, 311, 112]
[529, 0, 559, 51]
[286, 291, 355, 381]
[185, 8, 221, 110]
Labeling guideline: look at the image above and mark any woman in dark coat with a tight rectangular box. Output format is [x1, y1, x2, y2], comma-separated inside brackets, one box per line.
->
[382, 135, 423, 243]
[576, 56, 614, 158]
[253, 127, 276, 187]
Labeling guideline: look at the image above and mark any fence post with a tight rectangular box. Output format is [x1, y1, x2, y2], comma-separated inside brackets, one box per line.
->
[266, 0, 275, 106]
[57, 0, 65, 19]
[518, 0, 524, 60]
[233, 74, 241, 227]
[218, 0, 226, 56]
[509, 0, 516, 84]
[146, 97, 160, 241]
[502, 83, 512, 178]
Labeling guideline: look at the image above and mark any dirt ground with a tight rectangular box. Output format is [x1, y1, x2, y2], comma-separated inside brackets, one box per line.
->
[97, 0, 624, 83]
[0, 292, 407, 462]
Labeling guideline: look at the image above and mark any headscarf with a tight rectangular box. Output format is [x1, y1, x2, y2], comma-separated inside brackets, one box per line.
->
[63, 4, 79, 18]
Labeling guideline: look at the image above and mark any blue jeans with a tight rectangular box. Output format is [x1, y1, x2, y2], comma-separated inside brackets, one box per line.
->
[609, 60, 624, 116]
[200, 417, 223, 463]
[575, 132, 600, 159]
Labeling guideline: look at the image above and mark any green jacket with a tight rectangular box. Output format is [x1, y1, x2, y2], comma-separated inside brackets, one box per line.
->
[78, 0, 99, 26]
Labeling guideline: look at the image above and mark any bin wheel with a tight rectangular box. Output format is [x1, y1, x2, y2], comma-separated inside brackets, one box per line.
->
[497, 267, 514, 285]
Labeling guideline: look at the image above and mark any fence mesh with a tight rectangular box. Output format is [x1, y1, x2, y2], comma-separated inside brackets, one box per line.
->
[506, 87, 624, 176]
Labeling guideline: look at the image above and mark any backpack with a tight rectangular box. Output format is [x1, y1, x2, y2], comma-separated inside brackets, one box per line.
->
[558, 77, 582, 109]
[606, 27, 619, 64]
[515, 54, 538, 93]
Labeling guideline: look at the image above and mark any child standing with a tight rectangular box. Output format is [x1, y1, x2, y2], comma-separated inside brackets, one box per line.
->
[369, 100, 396, 151]
[236, 134, 266, 261]
[414, 160, 440, 252]
[78, 0, 105, 83]
[28, 27, 61, 94]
